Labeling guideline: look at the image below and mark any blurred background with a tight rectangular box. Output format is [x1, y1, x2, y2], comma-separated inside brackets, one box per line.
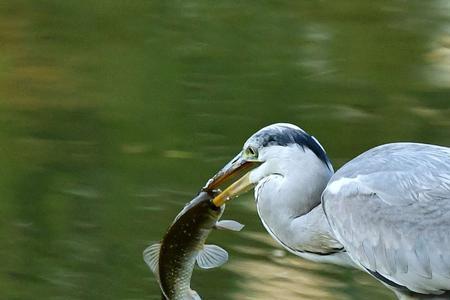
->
[0, 1, 449, 299]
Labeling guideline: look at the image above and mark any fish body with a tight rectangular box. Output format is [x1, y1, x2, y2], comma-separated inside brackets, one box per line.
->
[144, 191, 243, 300]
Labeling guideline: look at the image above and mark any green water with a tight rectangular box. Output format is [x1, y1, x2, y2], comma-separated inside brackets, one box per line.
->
[0, 1, 449, 299]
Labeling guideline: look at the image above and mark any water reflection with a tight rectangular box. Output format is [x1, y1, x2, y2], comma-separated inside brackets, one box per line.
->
[226, 231, 390, 300]
[0, 0, 448, 299]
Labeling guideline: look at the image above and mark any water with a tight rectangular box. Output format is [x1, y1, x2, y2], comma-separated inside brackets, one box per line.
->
[0, 1, 449, 299]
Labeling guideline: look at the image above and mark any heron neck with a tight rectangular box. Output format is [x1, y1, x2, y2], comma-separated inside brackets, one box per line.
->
[256, 189, 341, 251]
[255, 154, 352, 266]
[286, 204, 354, 266]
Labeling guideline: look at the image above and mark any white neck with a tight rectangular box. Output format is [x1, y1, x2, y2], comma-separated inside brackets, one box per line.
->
[254, 147, 354, 266]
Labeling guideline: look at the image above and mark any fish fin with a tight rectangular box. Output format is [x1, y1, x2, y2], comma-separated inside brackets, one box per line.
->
[190, 289, 201, 300]
[196, 244, 228, 269]
[215, 220, 245, 231]
[143, 243, 160, 275]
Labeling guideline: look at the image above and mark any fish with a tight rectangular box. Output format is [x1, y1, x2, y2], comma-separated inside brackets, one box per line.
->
[143, 190, 244, 300]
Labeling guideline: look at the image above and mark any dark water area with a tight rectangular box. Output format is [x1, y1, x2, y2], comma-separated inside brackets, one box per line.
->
[0, 1, 448, 299]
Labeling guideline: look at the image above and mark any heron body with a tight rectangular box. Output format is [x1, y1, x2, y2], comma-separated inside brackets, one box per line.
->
[207, 123, 450, 299]
[323, 143, 450, 299]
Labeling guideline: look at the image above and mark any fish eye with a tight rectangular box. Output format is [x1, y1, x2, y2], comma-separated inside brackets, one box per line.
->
[244, 146, 258, 158]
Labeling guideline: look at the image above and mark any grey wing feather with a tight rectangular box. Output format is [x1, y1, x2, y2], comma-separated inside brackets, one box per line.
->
[322, 143, 450, 294]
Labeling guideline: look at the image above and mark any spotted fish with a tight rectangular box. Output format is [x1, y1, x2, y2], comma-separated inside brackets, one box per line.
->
[143, 191, 244, 300]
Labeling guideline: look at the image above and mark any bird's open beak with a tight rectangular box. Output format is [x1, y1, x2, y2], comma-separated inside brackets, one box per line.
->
[204, 152, 262, 207]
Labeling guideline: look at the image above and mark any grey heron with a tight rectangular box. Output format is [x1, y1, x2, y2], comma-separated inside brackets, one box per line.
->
[204, 123, 450, 299]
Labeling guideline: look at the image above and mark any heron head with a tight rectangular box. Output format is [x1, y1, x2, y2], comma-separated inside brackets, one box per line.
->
[205, 123, 333, 206]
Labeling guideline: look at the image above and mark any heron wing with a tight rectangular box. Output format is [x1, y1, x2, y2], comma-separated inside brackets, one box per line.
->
[322, 143, 450, 294]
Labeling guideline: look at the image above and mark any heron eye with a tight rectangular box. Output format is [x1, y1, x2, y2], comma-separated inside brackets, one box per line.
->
[245, 146, 258, 158]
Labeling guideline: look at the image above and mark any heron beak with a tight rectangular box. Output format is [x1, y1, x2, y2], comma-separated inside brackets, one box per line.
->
[204, 152, 262, 207]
